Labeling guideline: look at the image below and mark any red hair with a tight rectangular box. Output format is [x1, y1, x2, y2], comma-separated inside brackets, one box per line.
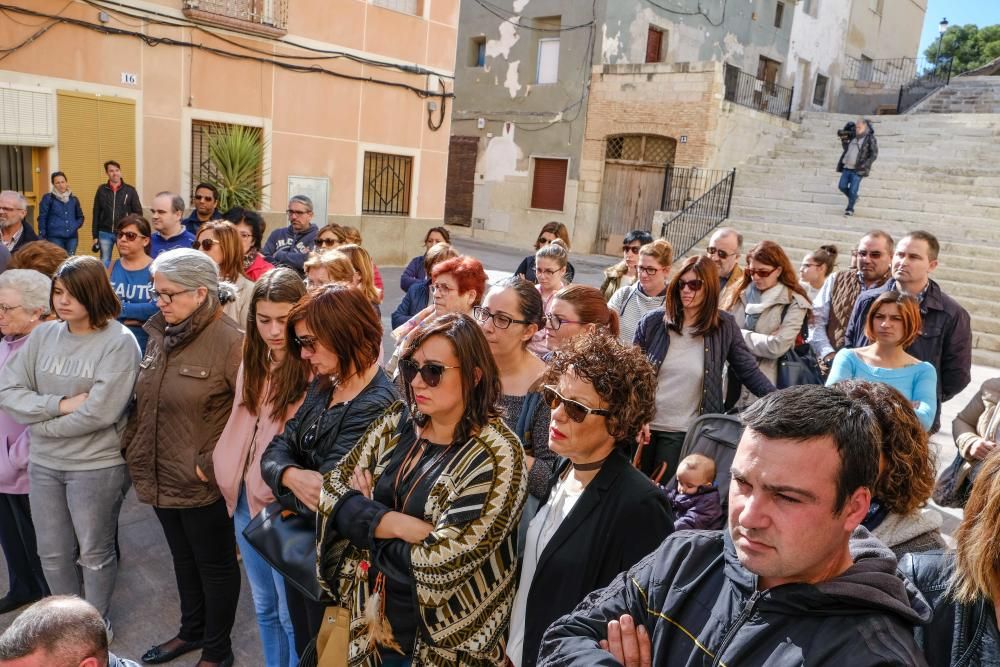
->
[431, 256, 488, 305]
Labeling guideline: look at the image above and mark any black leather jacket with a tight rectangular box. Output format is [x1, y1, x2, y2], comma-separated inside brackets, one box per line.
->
[899, 550, 1000, 666]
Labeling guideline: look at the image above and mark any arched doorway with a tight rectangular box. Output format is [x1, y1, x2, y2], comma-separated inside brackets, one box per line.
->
[597, 134, 676, 251]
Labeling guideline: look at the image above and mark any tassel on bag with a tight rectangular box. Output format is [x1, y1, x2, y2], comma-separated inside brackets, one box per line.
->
[361, 568, 403, 655]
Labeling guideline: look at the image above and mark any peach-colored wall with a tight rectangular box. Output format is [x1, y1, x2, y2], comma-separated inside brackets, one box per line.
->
[0, 0, 456, 240]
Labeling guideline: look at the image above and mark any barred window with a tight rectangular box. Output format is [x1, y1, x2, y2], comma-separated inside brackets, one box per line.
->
[362, 152, 413, 216]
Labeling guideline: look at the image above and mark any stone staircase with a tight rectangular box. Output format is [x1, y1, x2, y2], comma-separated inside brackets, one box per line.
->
[721, 111, 1000, 366]
[912, 76, 1000, 114]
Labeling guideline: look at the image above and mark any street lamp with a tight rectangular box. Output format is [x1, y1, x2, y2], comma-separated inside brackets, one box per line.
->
[936, 18, 949, 65]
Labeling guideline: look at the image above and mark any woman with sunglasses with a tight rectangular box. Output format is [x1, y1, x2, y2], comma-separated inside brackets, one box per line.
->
[634, 256, 775, 476]
[261, 285, 397, 655]
[475, 277, 554, 500]
[723, 240, 811, 407]
[400, 226, 450, 292]
[213, 269, 309, 667]
[317, 313, 527, 666]
[123, 248, 244, 667]
[313, 223, 346, 251]
[543, 285, 620, 355]
[514, 222, 576, 284]
[109, 214, 156, 353]
[506, 332, 673, 667]
[609, 239, 673, 346]
[224, 208, 273, 281]
[600, 230, 653, 301]
[195, 221, 255, 326]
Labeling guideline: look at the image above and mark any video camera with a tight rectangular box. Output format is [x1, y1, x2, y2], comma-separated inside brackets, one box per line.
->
[836, 121, 856, 141]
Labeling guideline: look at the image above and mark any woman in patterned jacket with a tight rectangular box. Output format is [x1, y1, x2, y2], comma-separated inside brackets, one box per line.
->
[318, 313, 527, 666]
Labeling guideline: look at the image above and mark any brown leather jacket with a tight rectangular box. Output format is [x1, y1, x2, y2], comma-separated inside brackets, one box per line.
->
[122, 300, 242, 508]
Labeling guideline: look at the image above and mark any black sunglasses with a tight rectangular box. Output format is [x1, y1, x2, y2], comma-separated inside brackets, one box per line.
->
[117, 230, 144, 242]
[622, 245, 641, 254]
[399, 359, 459, 388]
[193, 238, 219, 251]
[542, 385, 610, 423]
[707, 246, 733, 260]
[678, 278, 704, 292]
[294, 335, 317, 352]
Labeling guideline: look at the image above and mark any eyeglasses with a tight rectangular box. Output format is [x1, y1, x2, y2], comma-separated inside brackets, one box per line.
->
[746, 266, 779, 278]
[193, 195, 215, 202]
[0, 304, 23, 314]
[537, 267, 564, 277]
[431, 283, 454, 296]
[294, 335, 318, 352]
[399, 359, 459, 388]
[544, 313, 585, 330]
[150, 288, 194, 304]
[542, 385, 610, 423]
[315, 238, 339, 248]
[117, 231, 145, 242]
[856, 250, 883, 259]
[637, 265, 662, 277]
[237, 232, 254, 240]
[678, 278, 704, 292]
[473, 306, 531, 330]
[193, 239, 219, 251]
[287, 208, 311, 217]
[622, 245, 641, 254]
[706, 247, 733, 260]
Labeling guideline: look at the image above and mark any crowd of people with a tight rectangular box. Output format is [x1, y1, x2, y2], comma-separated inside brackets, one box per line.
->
[0, 166, 994, 667]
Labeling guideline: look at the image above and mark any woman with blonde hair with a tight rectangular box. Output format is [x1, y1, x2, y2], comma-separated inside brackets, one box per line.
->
[900, 450, 1000, 664]
[303, 250, 357, 290]
[195, 221, 255, 325]
[337, 228, 384, 294]
[336, 243, 382, 309]
[609, 238, 673, 345]
[528, 240, 571, 356]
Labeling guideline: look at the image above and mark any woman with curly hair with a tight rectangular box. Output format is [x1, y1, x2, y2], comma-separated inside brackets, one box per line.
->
[317, 313, 526, 666]
[837, 380, 943, 558]
[505, 332, 674, 667]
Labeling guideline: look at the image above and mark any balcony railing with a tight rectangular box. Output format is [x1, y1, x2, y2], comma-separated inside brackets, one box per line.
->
[182, 0, 288, 36]
[723, 64, 793, 120]
[844, 56, 937, 87]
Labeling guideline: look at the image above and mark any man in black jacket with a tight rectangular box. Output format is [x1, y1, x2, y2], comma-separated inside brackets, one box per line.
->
[538, 385, 930, 667]
[844, 230, 972, 432]
[92, 160, 142, 267]
[836, 118, 877, 216]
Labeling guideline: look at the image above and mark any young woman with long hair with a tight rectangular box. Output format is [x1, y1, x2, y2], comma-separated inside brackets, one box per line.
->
[543, 284, 619, 355]
[195, 221, 255, 325]
[213, 269, 309, 667]
[336, 243, 382, 308]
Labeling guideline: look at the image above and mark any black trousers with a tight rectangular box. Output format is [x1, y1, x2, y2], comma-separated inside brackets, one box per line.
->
[284, 579, 326, 656]
[154, 499, 241, 662]
[638, 430, 687, 480]
[0, 493, 48, 601]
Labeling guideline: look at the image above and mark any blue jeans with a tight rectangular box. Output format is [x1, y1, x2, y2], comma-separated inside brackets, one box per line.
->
[47, 236, 78, 255]
[234, 488, 297, 667]
[98, 231, 116, 267]
[838, 169, 862, 212]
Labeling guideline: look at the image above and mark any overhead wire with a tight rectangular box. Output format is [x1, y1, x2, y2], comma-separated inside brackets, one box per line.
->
[470, 0, 595, 32]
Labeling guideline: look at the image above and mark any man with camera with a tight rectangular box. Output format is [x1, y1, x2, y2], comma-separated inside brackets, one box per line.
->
[836, 119, 878, 216]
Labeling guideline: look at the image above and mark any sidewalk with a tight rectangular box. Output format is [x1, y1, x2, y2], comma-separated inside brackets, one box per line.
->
[0, 236, 992, 662]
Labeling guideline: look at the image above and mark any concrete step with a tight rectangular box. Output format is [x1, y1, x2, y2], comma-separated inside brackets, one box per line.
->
[737, 166, 1000, 189]
[974, 348, 1000, 367]
[731, 191, 1000, 221]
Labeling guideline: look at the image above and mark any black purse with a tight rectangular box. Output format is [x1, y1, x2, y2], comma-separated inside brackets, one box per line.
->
[775, 303, 823, 389]
[243, 501, 328, 602]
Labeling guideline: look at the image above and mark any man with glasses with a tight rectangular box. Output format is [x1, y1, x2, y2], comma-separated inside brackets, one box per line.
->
[262, 194, 318, 276]
[149, 192, 195, 258]
[809, 231, 894, 371]
[0, 191, 38, 255]
[844, 230, 972, 432]
[706, 227, 743, 307]
[182, 183, 222, 235]
[92, 161, 142, 267]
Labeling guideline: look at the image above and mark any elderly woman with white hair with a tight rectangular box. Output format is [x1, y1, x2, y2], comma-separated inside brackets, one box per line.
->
[122, 248, 243, 667]
[0, 270, 52, 613]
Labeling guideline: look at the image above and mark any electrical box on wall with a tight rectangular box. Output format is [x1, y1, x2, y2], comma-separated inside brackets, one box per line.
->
[477, 118, 486, 129]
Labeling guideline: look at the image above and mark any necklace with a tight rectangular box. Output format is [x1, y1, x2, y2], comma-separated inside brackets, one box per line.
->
[572, 454, 611, 471]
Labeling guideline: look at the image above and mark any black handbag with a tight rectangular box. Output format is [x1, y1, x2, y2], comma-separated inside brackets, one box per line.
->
[932, 451, 980, 509]
[777, 343, 824, 388]
[243, 501, 329, 602]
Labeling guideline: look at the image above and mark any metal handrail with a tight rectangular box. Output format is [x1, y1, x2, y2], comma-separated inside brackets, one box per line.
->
[723, 64, 793, 120]
[659, 169, 736, 258]
[897, 59, 953, 113]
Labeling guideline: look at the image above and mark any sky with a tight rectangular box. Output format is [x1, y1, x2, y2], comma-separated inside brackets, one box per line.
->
[917, 0, 1000, 57]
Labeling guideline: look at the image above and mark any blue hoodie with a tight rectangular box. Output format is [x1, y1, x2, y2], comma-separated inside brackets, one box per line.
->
[261, 224, 317, 274]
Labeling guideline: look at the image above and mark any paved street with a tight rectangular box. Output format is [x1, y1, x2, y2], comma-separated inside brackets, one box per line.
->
[0, 235, 991, 663]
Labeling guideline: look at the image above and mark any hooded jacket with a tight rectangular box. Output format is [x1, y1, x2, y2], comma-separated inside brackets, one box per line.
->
[261, 224, 318, 274]
[837, 126, 879, 177]
[538, 528, 931, 666]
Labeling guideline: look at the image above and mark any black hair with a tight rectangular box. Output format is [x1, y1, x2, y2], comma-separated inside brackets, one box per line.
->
[741, 384, 880, 513]
[194, 182, 219, 200]
[223, 207, 266, 251]
[103, 160, 121, 172]
[49, 171, 66, 184]
[623, 230, 654, 246]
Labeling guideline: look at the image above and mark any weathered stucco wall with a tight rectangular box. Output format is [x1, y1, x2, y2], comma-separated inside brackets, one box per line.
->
[787, 0, 852, 113]
[846, 0, 927, 61]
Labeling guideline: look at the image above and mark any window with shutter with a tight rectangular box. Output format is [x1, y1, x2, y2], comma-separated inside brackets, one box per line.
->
[646, 27, 663, 63]
[530, 158, 568, 211]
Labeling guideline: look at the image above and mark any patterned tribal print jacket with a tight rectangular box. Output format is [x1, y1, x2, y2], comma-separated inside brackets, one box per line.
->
[317, 402, 527, 666]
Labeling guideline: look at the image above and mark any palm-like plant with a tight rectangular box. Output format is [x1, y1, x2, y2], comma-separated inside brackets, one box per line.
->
[206, 123, 268, 211]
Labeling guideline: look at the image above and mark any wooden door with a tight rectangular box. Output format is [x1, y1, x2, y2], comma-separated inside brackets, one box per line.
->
[444, 136, 478, 226]
[598, 162, 665, 246]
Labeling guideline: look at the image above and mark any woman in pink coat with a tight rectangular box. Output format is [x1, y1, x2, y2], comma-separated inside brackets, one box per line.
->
[213, 268, 309, 667]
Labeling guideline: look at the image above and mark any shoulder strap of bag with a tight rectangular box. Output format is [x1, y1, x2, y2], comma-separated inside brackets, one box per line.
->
[515, 377, 545, 450]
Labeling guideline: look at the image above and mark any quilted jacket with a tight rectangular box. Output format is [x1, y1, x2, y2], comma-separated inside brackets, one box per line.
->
[123, 300, 243, 508]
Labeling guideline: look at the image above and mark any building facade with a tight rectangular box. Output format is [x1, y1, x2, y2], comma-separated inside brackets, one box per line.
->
[0, 0, 457, 264]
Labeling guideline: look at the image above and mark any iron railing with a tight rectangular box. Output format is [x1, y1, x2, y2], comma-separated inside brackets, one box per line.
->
[659, 169, 736, 258]
[362, 152, 413, 216]
[897, 59, 953, 113]
[660, 166, 734, 212]
[843, 56, 935, 86]
[723, 64, 793, 120]
[182, 0, 288, 31]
